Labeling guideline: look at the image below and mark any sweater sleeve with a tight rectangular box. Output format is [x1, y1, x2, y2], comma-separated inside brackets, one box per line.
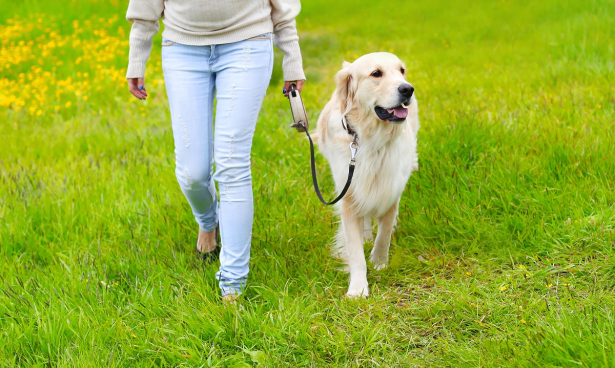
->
[125, 0, 164, 79]
[270, 0, 306, 81]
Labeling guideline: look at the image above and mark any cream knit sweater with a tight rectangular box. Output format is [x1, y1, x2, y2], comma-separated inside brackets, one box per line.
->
[126, 0, 305, 81]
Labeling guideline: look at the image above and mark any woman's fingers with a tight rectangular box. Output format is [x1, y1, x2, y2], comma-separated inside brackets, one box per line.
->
[138, 78, 147, 96]
[128, 78, 148, 100]
[282, 81, 291, 97]
[294, 80, 305, 93]
[283, 79, 305, 98]
[128, 79, 144, 99]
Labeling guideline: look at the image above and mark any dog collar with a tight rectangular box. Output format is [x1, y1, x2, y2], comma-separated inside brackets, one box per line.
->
[341, 115, 357, 138]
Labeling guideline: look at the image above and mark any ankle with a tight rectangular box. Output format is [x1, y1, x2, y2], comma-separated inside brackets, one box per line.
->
[197, 228, 217, 252]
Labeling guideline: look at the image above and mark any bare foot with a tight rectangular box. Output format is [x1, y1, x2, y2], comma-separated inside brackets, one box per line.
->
[222, 294, 240, 305]
[196, 228, 217, 253]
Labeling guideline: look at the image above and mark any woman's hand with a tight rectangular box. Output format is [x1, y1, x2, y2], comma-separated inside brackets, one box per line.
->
[283, 80, 305, 98]
[128, 78, 148, 100]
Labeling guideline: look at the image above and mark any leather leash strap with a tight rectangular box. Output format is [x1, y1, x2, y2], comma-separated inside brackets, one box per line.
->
[288, 84, 358, 205]
[303, 127, 357, 205]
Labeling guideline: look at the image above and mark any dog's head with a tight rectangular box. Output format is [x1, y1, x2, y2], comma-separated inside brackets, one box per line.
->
[335, 52, 414, 124]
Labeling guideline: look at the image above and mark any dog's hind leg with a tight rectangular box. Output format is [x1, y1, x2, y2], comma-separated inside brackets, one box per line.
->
[363, 216, 373, 241]
[341, 201, 369, 298]
[370, 201, 399, 270]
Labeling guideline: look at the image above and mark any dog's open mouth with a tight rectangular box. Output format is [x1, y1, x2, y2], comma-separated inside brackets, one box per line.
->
[374, 104, 408, 122]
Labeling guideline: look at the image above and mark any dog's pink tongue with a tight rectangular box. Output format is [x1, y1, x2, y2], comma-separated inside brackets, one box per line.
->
[387, 107, 409, 119]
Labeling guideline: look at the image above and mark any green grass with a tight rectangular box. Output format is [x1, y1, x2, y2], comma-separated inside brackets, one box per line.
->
[1, 0, 615, 366]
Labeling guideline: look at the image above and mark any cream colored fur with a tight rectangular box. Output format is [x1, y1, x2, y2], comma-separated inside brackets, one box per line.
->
[312, 52, 419, 298]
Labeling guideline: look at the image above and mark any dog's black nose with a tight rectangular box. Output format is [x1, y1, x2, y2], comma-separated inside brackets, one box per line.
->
[398, 83, 414, 98]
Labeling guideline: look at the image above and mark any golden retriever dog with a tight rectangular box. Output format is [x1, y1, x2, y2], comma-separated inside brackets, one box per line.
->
[313, 52, 419, 298]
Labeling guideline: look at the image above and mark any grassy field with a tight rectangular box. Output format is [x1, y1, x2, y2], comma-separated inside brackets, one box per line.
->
[1, 0, 615, 366]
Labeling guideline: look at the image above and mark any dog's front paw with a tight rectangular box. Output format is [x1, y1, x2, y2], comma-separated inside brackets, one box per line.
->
[346, 281, 369, 298]
[346, 288, 369, 298]
[373, 262, 387, 271]
[370, 253, 389, 271]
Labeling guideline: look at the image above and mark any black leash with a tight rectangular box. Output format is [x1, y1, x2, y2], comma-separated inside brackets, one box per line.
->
[301, 124, 357, 205]
[288, 84, 358, 205]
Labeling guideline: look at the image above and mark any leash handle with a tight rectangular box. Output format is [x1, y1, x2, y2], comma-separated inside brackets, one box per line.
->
[302, 125, 356, 205]
[288, 84, 309, 132]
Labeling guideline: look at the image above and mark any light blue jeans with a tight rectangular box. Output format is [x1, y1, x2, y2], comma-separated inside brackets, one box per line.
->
[161, 34, 273, 296]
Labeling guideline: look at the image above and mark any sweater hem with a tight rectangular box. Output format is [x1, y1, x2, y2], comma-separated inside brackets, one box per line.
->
[162, 20, 274, 46]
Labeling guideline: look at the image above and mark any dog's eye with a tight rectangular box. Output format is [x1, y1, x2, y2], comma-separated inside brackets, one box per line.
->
[400, 68, 405, 74]
[371, 70, 383, 78]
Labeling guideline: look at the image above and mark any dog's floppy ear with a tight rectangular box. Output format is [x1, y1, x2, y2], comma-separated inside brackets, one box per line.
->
[335, 61, 356, 114]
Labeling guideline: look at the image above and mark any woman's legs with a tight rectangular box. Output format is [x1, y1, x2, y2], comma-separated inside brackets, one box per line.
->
[162, 44, 218, 234]
[163, 36, 273, 296]
[212, 37, 273, 296]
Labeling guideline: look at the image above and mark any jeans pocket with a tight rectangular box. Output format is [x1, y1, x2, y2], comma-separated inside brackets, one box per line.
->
[161, 38, 176, 46]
